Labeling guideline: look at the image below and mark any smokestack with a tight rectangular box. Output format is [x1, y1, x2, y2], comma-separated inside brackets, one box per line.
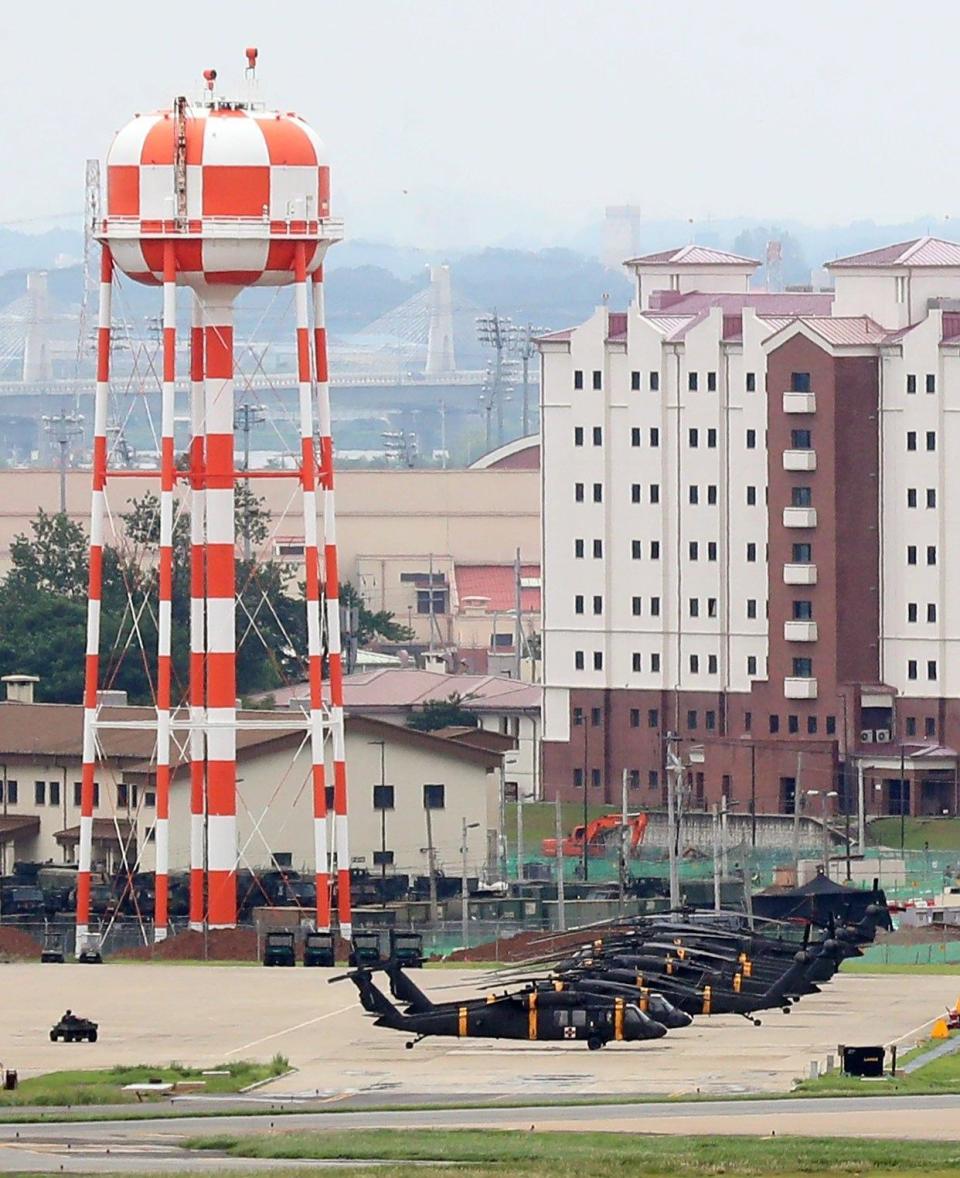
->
[1, 674, 39, 703]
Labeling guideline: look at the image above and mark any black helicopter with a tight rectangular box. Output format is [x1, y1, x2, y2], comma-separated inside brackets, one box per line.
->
[336, 964, 671, 1050]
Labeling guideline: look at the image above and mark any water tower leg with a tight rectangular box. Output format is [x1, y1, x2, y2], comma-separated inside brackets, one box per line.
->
[294, 245, 330, 932]
[188, 297, 207, 931]
[313, 271, 352, 941]
[75, 247, 113, 955]
[202, 291, 238, 929]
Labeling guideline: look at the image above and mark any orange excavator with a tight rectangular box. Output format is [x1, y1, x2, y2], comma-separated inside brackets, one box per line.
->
[542, 813, 649, 860]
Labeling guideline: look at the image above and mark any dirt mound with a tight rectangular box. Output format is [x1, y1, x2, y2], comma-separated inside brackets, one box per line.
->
[115, 928, 259, 961]
[0, 927, 43, 960]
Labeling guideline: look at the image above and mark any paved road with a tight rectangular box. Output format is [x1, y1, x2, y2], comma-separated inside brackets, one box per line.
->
[1, 1095, 960, 1172]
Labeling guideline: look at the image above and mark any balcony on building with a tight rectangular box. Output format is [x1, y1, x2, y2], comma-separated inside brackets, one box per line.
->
[783, 449, 817, 472]
[784, 676, 818, 699]
[783, 507, 817, 528]
[784, 620, 818, 642]
[783, 563, 818, 585]
[783, 392, 816, 414]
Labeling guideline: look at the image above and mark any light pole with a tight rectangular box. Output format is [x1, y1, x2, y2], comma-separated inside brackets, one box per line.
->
[41, 411, 84, 515]
[664, 732, 683, 910]
[233, 399, 266, 561]
[476, 312, 519, 448]
[461, 818, 480, 951]
[806, 789, 838, 873]
[369, 740, 387, 904]
[900, 744, 907, 851]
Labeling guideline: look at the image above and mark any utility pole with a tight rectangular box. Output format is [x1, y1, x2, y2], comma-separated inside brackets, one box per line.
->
[234, 400, 266, 561]
[370, 740, 387, 905]
[476, 311, 518, 449]
[581, 718, 589, 883]
[514, 547, 523, 680]
[516, 779, 525, 884]
[750, 742, 757, 849]
[42, 411, 84, 514]
[792, 751, 804, 866]
[720, 794, 729, 878]
[665, 732, 682, 910]
[711, 802, 721, 912]
[554, 791, 566, 932]
[460, 817, 478, 950]
[515, 323, 544, 438]
[857, 759, 866, 854]
[619, 768, 629, 919]
[424, 801, 439, 924]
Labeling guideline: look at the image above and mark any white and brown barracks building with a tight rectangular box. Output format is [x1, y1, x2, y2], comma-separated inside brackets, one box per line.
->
[540, 238, 960, 819]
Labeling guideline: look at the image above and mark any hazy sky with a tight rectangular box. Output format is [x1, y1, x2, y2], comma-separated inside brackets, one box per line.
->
[3, 1, 959, 249]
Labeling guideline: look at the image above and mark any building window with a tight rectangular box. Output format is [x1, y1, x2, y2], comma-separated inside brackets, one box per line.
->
[907, 659, 917, 680]
[707, 371, 717, 392]
[630, 708, 640, 728]
[117, 783, 137, 809]
[747, 599, 757, 619]
[689, 372, 698, 391]
[575, 595, 584, 614]
[648, 709, 659, 728]
[575, 650, 584, 670]
[905, 716, 917, 736]
[575, 538, 584, 558]
[628, 769, 641, 789]
[708, 541, 717, 561]
[649, 770, 659, 788]
[593, 595, 603, 615]
[927, 660, 938, 680]
[707, 484, 717, 505]
[747, 655, 757, 675]
[632, 652, 642, 672]
[593, 482, 602, 503]
[807, 716, 818, 735]
[593, 539, 603, 558]
[744, 711, 752, 731]
[631, 483, 641, 502]
[49, 780, 60, 806]
[792, 486, 812, 507]
[791, 372, 811, 393]
[690, 654, 700, 673]
[907, 602, 917, 623]
[897, 276, 907, 304]
[593, 426, 603, 446]
[907, 488, 917, 508]
[907, 431, 917, 451]
[689, 485, 699, 504]
[925, 716, 936, 737]
[372, 850, 395, 867]
[144, 790, 155, 807]
[591, 768, 602, 788]
[631, 427, 642, 447]
[574, 426, 584, 446]
[651, 653, 661, 672]
[708, 653, 718, 673]
[906, 373, 916, 394]
[746, 485, 757, 506]
[793, 657, 813, 677]
[689, 598, 700, 617]
[632, 596, 642, 615]
[769, 714, 780, 734]
[926, 373, 936, 393]
[573, 707, 583, 726]
[592, 370, 602, 390]
[591, 707, 602, 726]
[707, 597, 717, 618]
[793, 600, 813, 619]
[34, 780, 45, 805]
[792, 543, 812, 563]
[689, 541, 699, 561]
[746, 429, 756, 449]
[650, 428, 660, 446]
[707, 428, 717, 448]
[746, 542, 757, 562]
[926, 431, 936, 451]
[575, 482, 584, 502]
[631, 371, 641, 391]
[907, 545, 917, 565]
[927, 546, 937, 565]
[687, 710, 698, 729]
[651, 596, 661, 616]
[788, 715, 799, 734]
[650, 541, 661, 559]
[2, 780, 16, 804]
[574, 370, 584, 390]
[593, 651, 603, 670]
[650, 484, 660, 503]
[689, 428, 699, 448]
[373, 785, 395, 810]
[650, 371, 660, 391]
[417, 589, 447, 614]
[423, 783, 445, 810]
[705, 710, 716, 730]
[927, 603, 937, 623]
[73, 782, 81, 806]
[746, 372, 756, 392]
[790, 428, 812, 449]
[632, 540, 642, 559]
[573, 768, 584, 788]
[927, 488, 936, 508]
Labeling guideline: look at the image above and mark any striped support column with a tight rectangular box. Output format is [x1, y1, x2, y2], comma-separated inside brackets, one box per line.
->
[154, 241, 176, 942]
[312, 269, 351, 940]
[202, 290, 237, 928]
[75, 246, 112, 953]
[294, 245, 330, 932]
[188, 296, 206, 930]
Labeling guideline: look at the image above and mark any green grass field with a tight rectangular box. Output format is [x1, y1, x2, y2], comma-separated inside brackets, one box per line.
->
[187, 1128, 960, 1176]
[868, 816, 960, 851]
[0, 1056, 287, 1106]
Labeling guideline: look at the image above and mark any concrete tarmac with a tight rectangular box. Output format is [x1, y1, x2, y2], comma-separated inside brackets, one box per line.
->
[2, 962, 957, 1099]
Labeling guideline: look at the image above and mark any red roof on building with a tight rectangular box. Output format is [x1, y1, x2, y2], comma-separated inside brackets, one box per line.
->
[648, 290, 834, 316]
[626, 244, 760, 267]
[827, 236, 960, 269]
[455, 563, 541, 613]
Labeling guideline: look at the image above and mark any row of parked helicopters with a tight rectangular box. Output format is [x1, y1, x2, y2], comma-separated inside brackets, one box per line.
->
[337, 876, 892, 1051]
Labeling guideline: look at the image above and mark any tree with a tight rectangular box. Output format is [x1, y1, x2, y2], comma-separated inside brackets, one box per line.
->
[406, 693, 479, 732]
[5, 510, 88, 600]
[340, 581, 415, 645]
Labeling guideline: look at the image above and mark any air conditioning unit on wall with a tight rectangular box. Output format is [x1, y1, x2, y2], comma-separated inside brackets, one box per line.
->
[859, 729, 874, 743]
[874, 729, 892, 743]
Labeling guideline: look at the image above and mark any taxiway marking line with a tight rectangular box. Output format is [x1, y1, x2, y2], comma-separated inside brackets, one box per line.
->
[224, 1003, 358, 1056]
[888, 1012, 944, 1046]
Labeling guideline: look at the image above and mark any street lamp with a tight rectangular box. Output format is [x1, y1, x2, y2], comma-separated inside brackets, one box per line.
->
[461, 819, 480, 952]
[369, 740, 388, 904]
[805, 789, 838, 873]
